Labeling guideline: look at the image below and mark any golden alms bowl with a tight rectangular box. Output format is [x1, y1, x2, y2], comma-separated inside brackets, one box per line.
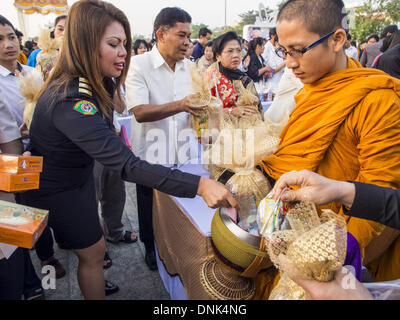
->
[210, 207, 272, 278]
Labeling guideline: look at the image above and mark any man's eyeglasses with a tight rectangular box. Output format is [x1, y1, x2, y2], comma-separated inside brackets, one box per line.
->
[275, 30, 337, 59]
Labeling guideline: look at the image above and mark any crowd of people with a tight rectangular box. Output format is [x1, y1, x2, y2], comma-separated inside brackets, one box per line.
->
[0, 0, 400, 301]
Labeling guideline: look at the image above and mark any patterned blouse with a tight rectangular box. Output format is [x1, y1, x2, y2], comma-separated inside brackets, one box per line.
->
[210, 71, 238, 109]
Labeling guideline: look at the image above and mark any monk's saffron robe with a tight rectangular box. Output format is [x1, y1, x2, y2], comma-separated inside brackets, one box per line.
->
[256, 58, 400, 299]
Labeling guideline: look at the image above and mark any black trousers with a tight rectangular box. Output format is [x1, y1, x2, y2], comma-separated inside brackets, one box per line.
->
[136, 184, 155, 252]
[0, 247, 24, 300]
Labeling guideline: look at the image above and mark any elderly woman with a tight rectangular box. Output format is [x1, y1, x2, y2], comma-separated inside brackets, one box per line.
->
[208, 31, 263, 118]
[196, 40, 214, 74]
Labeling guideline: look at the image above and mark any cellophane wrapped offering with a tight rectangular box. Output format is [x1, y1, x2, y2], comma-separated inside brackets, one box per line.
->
[17, 68, 44, 129]
[225, 169, 271, 235]
[234, 81, 263, 121]
[257, 193, 295, 235]
[35, 29, 62, 74]
[189, 65, 219, 138]
[265, 202, 347, 300]
[203, 114, 280, 231]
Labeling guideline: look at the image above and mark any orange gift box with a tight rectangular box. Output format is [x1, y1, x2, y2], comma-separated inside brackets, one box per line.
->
[0, 200, 49, 249]
[0, 154, 43, 174]
[0, 172, 40, 192]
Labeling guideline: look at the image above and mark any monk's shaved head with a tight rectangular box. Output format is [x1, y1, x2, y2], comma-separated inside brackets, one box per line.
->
[278, 0, 348, 37]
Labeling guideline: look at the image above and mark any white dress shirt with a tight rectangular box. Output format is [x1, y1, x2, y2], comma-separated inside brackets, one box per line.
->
[264, 46, 285, 94]
[0, 87, 21, 145]
[345, 45, 359, 61]
[0, 62, 34, 127]
[262, 41, 275, 62]
[125, 46, 195, 167]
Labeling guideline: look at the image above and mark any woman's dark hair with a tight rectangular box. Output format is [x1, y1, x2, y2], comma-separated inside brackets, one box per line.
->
[55, 15, 67, 27]
[133, 39, 149, 54]
[212, 31, 240, 58]
[204, 40, 213, 49]
[199, 27, 212, 38]
[0, 15, 16, 32]
[153, 7, 191, 41]
[247, 37, 264, 55]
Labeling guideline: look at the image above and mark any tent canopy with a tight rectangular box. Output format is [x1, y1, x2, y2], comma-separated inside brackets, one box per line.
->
[14, 0, 68, 15]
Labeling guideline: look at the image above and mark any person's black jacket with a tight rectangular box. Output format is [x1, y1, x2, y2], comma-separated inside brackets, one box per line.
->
[345, 182, 400, 230]
[375, 44, 400, 79]
[247, 52, 265, 83]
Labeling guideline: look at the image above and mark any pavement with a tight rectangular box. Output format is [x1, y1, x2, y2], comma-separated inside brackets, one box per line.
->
[30, 182, 170, 300]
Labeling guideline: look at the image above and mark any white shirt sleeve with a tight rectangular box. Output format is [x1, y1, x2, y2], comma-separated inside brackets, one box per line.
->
[0, 88, 21, 145]
[125, 58, 150, 112]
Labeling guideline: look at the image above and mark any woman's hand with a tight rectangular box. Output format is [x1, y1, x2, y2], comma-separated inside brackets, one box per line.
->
[277, 255, 373, 300]
[197, 177, 239, 210]
[272, 170, 356, 208]
[231, 106, 258, 117]
[243, 55, 251, 69]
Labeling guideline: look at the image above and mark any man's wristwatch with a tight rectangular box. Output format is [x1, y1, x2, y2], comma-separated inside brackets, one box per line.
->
[228, 107, 233, 114]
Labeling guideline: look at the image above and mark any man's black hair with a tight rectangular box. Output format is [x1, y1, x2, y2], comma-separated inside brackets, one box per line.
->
[367, 34, 380, 43]
[277, 0, 348, 37]
[0, 15, 16, 33]
[212, 31, 240, 57]
[24, 40, 34, 51]
[269, 27, 277, 39]
[15, 29, 23, 37]
[199, 27, 212, 39]
[153, 7, 192, 41]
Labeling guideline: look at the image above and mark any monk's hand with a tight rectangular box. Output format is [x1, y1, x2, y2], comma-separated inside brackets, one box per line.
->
[272, 170, 356, 207]
[197, 177, 240, 210]
[181, 93, 206, 117]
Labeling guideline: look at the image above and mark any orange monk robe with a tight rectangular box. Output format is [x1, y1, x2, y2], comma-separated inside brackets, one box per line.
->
[255, 58, 400, 299]
[18, 52, 27, 65]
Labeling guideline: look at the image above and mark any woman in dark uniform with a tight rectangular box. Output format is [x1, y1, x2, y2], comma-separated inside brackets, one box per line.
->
[19, 0, 238, 300]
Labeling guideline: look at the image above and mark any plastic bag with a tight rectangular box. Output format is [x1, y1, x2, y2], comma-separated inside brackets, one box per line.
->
[364, 280, 400, 300]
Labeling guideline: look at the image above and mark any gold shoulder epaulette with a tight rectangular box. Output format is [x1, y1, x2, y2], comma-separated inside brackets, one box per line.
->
[78, 77, 93, 97]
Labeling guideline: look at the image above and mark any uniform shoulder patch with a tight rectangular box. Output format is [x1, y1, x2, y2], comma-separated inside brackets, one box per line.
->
[73, 100, 98, 116]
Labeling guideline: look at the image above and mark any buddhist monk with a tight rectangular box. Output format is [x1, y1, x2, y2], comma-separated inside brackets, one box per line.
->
[256, 0, 400, 299]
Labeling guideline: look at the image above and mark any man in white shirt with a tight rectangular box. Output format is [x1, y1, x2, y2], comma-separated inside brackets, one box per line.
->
[345, 32, 359, 61]
[126, 7, 203, 270]
[262, 28, 277, 63]
[0, 17, 35, 129]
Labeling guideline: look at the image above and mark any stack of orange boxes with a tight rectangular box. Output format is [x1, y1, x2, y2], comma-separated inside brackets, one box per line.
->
[0, 154, 49, 249]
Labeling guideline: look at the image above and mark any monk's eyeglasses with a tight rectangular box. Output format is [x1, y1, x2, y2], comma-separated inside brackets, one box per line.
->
[275, 30, 337, 59]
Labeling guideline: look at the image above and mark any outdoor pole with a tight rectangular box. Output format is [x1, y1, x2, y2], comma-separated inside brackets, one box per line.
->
[224, 0, 227, 27]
